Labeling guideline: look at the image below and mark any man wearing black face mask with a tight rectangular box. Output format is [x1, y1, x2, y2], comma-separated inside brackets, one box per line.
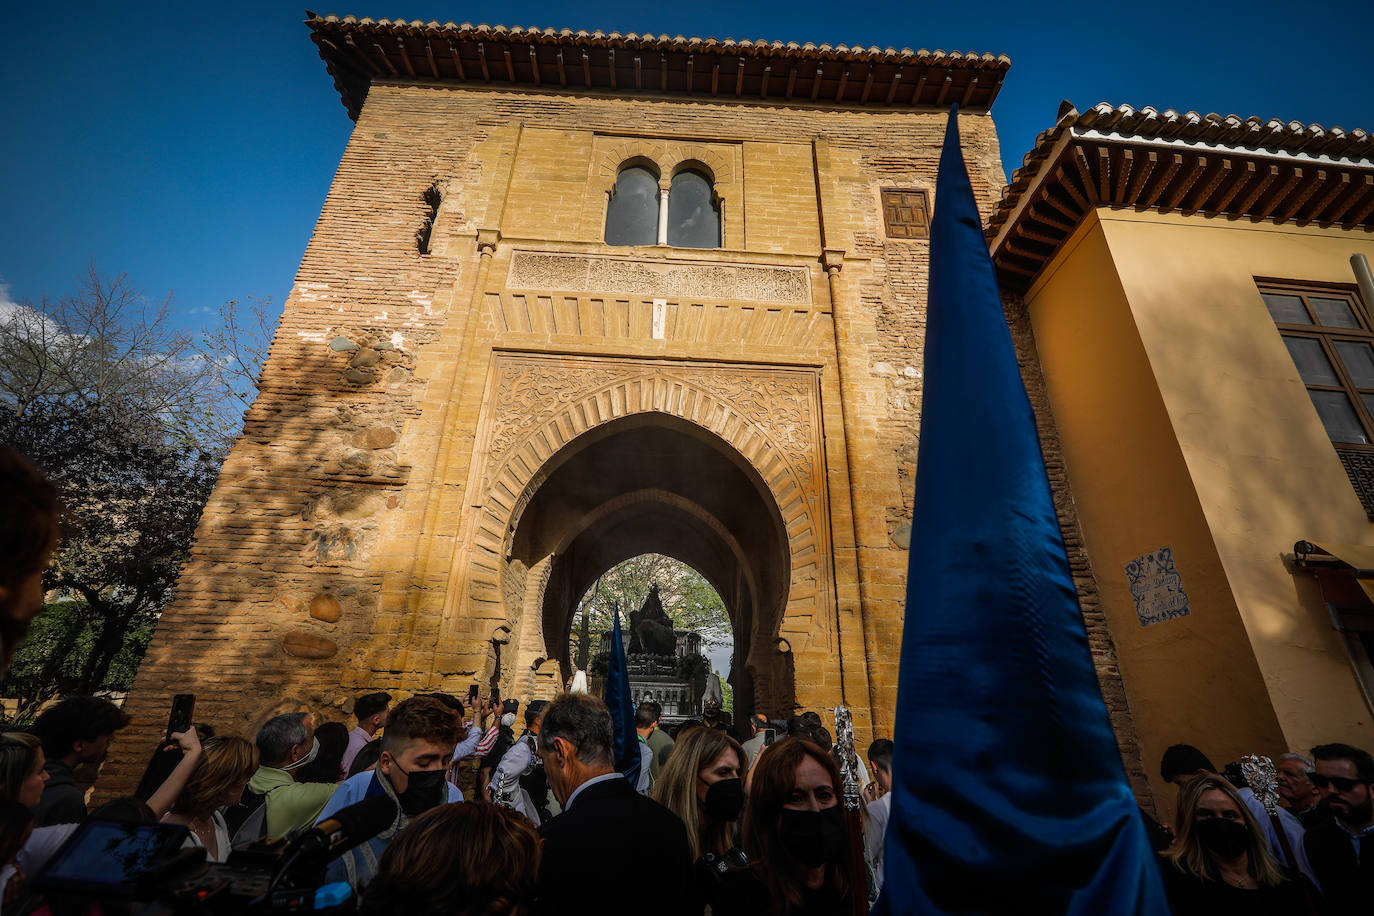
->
[535, 693, 694, 916]
[316, 696, 463, 894]
[1303, 742, 1374, 911]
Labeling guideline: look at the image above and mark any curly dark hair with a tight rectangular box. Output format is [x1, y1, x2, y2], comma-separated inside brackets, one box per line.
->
[359, 801, 540, 916]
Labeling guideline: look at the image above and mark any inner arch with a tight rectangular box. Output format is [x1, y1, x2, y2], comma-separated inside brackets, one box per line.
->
[509, 413, 793, 718]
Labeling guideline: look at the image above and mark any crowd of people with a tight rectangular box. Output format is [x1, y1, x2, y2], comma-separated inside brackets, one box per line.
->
[4, 415, 1374, 916]
[0, 686, 894, 915]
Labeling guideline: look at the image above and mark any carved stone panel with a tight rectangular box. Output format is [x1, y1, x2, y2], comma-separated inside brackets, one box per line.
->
[507, 251, 811, 304]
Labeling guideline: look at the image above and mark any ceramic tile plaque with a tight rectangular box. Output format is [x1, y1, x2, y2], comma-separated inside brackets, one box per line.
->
[1124, 545, 1190, 627]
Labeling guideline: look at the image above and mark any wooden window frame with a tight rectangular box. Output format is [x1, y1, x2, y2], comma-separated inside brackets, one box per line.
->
[881, 188, 931, 240]
[1262, 279, 1374, 449]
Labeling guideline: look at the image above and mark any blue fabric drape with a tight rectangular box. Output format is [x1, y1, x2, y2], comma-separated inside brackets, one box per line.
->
[875, 106, 1169, 915]
[604, 607, 641, 787]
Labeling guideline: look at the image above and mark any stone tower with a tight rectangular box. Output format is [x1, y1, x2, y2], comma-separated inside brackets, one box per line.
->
[104, 15, 1026, 790]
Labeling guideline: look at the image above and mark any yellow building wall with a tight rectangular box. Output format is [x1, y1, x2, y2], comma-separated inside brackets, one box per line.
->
[1098, 211, 1374, 758]
[1025, 212, 1286, 808]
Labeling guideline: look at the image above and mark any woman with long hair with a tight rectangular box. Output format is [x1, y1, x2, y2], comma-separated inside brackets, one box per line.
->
[652, 727, 746, 862]
[1160, 774, 1306, 914]
[358, 801, 540, 916]
[0, 733, 47, 808]
[712, 738, 858, 916]
[161, 736, 258, 862]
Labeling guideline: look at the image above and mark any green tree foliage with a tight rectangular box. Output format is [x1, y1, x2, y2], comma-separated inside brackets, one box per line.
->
[0, 267, 260, 713]
[571, 554, 731, 665]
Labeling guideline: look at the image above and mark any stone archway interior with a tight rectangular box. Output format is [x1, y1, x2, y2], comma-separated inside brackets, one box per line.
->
[508, 413, 793, 718]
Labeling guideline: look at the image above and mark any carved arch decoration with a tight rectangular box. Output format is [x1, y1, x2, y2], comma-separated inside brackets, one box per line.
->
[459, 351, 834, 668]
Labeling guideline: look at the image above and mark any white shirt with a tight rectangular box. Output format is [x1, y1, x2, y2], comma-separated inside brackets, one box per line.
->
[175, 811, 233, 863]
[341, 725, 373, 775]
[864, 793, 891, 890]
[564, 772, 625, 812]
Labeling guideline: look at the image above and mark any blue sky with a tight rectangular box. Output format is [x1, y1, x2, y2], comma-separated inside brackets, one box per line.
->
[2, 0, 1371, 326]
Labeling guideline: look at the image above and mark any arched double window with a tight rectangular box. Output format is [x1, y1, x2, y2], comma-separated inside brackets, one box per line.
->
[605, 164, 720, 249]
[604, 165, 659, 246]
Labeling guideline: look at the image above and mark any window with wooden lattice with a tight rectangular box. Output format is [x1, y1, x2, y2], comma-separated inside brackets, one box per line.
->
[881, 188, 931, 240]
[1261, 280, 1374, 517]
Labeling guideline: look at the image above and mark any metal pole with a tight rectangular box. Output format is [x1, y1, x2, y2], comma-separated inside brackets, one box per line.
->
[1352, 254, 1374, 310]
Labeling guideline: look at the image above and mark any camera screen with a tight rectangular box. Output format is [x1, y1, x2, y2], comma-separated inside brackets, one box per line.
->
[36, 820, 188, 896]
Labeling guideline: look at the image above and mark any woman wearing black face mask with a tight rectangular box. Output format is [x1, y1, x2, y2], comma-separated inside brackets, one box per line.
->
[1159, 774, 1308, 915]
[710, 738, 857, 916]
[653, 728, 746, 912]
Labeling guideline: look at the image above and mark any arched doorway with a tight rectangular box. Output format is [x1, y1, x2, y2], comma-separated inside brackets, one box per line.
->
[507, 414, 794, 719]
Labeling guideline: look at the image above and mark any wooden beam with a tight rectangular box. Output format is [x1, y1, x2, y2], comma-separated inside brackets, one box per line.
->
[686, 55, 695, 94]
[582, 50, 591, 87]
[1182, 157, 1228, 215]
[446, 40, 466, 80]
[1109, 146, 1128, 202]
[1275, 168, 1322, 222]
[1006, 234, 1053, 260]
[859, 66, 874, 104]
[424, 41, 439, 80]
[760, 64, 771, 99]
[1017, 222, 1064, 246]
[1139, 153, 1183, 209]
[1070, 147, 1098, 206]
[996, 259, 1038, 279]
[555, 48, 566, 86]
[810, 62, 824, 101]
[660, 54, 668, 93]
[477, 42, 490, 81]
[1056, 162, 1091, 212]
[502, 48, 516, 83]
[1095, 146, 1111, 203]
[835, 68, 849, 102]
[711, 60, 720, 96]
[1160, 156, 1205, 212]
[1253, 166, 1302, 221]
[1029, 200, 1075, 233]
[321, 38, 375, 79]
[785, 62, 797, 100]
[959, 75, 979, 108]
[735, 57, 745, 98]
[528, 46, 541, 86]
[1340, 182, 1374, 230]
[1206, 160, 1254, 216]
[1039, 185, 1081, 225]
[910, 70, 929, 105]
[395, 36, 416, 78]
[1125, 150, 1156, 204]
[1233, 163, 1279, 215]
[634, 54, 642, 91]
[372, 40, 399, 76]
[343, 35, 384, 77]
[935, 74, 953, 106]
[608, 49, 616, 89]
[1306, 173, 1353, 225]
[885, 68, 902, 104]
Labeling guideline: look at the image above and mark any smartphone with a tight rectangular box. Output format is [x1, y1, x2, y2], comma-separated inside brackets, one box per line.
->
[491, 686, 500, 705]
[167, 694, 195, 737]
[762, 728, 776, 746]
[468, 684, 479, 703]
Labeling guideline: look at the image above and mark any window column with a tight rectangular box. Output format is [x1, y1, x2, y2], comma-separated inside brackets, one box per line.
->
[656, 179, 671, 246]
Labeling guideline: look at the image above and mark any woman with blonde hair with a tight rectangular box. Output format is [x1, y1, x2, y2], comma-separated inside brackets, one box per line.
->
[161, 736, 257, 862]
[1160, 773, 1306, 914]
[652, 727, 746, 861]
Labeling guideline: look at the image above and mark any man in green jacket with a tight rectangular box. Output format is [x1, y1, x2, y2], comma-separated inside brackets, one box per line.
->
[248, 712, 336, 838]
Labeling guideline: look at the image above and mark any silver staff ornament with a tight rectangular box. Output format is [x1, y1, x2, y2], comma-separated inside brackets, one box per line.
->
[1242, 754, 1280, 816]
[832, 704, 863, 811]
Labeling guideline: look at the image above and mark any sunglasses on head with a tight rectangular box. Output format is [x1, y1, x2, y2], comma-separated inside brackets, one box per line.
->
[1309, 773, 1369, 792]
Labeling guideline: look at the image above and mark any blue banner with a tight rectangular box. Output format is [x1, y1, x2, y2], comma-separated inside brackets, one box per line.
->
[604, 605, 641, 787]
[876, 106, 1168, 914]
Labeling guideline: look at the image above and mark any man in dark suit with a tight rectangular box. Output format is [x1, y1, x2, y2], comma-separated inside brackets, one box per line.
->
[535, 692, 693, 916]
[1303, 742, 1374, 913]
